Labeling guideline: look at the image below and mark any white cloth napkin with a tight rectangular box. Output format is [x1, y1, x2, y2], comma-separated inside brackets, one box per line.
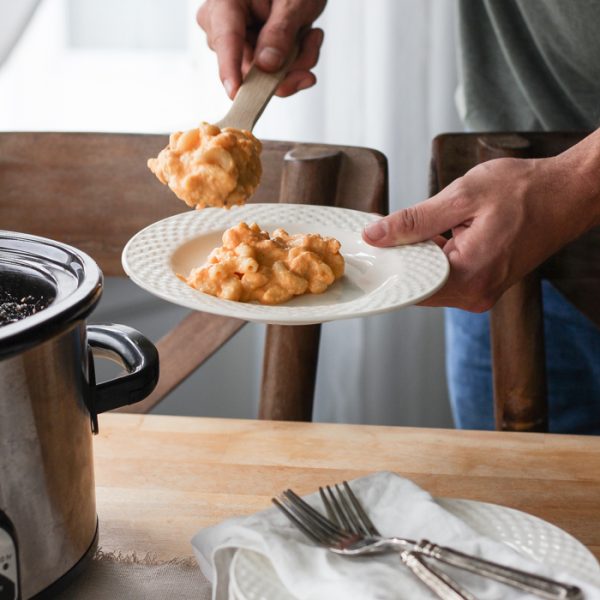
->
[192, 472, 600, 600]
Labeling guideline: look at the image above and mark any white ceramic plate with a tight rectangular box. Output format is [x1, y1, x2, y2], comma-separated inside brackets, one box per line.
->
[121, 204, 449, 325]
[229, 498, 600, 600]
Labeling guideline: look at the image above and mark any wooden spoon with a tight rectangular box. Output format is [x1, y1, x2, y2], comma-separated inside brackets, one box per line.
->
[215, 45, 300, 131]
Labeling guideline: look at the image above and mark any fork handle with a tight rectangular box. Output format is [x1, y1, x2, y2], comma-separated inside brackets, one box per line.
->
[415, 540, 583, 600]
[400, 551, 477, 600]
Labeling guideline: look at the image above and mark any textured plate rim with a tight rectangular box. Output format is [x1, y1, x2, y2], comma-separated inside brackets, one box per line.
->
[121, 204, 450, 325]
[230, 497, 600, 599]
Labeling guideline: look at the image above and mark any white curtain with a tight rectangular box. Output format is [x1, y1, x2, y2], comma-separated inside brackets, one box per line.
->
[0, 0, 462, 427]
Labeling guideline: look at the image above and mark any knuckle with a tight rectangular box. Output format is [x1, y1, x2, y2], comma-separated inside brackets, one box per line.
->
[470, 297, 494, 313]
[210, 30, 243, 50]
[450, 189, 470, 213]
[306, 0, 327, 19]
[264, 19, 296, 40]
[453, 270, 482, 312]
[446, 176, 465, 195]
[467, 279, 499, 313]
[196, 4, 208, 28]
[395, 206, 422, 236]
[446, 179, 472, 211]
[461, 291, 489, 313]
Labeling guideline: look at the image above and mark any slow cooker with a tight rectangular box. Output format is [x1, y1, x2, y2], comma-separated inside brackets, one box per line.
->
[0, 231, 159, 599]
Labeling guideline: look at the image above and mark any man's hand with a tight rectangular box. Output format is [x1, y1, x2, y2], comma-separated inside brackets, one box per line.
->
[363, 152, 600, 312]
[197, 0, 327, 99]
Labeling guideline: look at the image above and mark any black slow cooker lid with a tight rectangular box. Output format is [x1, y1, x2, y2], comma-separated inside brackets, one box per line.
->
[0, 231, 102, 359]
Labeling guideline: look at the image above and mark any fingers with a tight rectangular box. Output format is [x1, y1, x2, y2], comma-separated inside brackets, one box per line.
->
[254, 4, 304, 71]
[273, 28, 323, 96]
[243, 28, 323, 96]
[255, 0, 324, 72]
[197, 1, 247, 98]
[430, 234, 448, 250]
[198, 0, 325, 99]
[411, 236, 467, 308]
[416, 228, 507, 312]
[362, 186, 472, 247]
[292, 28, 324, 72]
[275, 70, 317, 97]
[415, 251, 475, 310]
[417, 264, 491, 312]
[360, 184, 487, 310]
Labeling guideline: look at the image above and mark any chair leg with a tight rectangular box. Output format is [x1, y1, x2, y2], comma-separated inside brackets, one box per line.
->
[476, 134, 548, 431]
[259, 324, 321, 421]
[490, 272, 548, 432]
[258, 145, 340, 421]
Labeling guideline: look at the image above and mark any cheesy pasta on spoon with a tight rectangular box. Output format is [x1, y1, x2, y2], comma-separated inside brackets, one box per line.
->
[148, 122, 262, 209]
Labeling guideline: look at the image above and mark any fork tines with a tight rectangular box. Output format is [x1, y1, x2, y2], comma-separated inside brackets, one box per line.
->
[272, 489, 352, 546]
[320, 481, 380, 537]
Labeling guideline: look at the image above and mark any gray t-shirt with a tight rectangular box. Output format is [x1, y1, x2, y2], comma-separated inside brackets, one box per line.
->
[457, 0, 600, 131]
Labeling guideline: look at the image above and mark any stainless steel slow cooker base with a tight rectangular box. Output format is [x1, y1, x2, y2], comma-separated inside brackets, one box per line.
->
[1, 231, 159, 599]
[30, 520, 98, 599]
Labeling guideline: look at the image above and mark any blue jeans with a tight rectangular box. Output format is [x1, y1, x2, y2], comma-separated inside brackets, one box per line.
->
[445, 281, 600, 434]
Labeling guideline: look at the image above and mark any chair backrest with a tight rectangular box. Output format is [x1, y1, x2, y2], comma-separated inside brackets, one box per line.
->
[429, 132, 600, 432]
[0, 132, 388, 420]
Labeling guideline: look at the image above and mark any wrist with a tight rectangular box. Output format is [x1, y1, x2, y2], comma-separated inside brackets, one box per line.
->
[551, 133, 600, 229]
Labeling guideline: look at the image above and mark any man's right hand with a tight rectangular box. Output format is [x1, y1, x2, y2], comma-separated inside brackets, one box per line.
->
[197, 0, 327, 99]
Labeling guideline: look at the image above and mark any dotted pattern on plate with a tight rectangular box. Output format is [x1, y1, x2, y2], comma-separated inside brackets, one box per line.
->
[229, 498, 600, 600]
[122, 204, 449, 324]
[438, 498, 600, 588]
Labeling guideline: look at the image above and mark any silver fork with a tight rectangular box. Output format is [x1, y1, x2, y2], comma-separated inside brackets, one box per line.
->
[273, 489, 476, 600]
[320, 481, 582, 600]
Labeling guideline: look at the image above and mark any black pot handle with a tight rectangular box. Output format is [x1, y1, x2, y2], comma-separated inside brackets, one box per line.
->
[87, 324, 159, 417]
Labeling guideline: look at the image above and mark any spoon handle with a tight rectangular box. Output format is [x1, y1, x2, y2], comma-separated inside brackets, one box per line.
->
[215, 43, 300, 131]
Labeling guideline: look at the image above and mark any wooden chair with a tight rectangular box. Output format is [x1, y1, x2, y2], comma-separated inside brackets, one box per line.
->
[0, 132, 388, 421]
[430, 132, 600, 432]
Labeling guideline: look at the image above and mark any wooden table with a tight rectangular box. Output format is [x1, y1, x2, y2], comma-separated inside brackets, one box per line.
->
[94, 413, 600, 563]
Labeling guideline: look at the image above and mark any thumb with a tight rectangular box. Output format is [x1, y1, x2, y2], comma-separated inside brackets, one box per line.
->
[362, 192, 469, 247]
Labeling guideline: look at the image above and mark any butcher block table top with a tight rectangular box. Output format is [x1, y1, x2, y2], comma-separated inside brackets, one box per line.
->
[94, 413, 600, 562]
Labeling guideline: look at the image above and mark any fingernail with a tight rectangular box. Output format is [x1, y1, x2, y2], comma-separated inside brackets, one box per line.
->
[296, 78, 313, 92]
[364, 221, 387, 242]
[258, 47, 283, 69]
[224, 79, 234, 98]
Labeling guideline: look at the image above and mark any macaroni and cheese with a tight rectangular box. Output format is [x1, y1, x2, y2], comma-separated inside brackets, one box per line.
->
[148, 122, 262, 209]
[181, 222, 345, 305]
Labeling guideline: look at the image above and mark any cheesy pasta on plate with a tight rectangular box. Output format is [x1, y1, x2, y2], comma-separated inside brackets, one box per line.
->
[180, 222, 345, 305]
